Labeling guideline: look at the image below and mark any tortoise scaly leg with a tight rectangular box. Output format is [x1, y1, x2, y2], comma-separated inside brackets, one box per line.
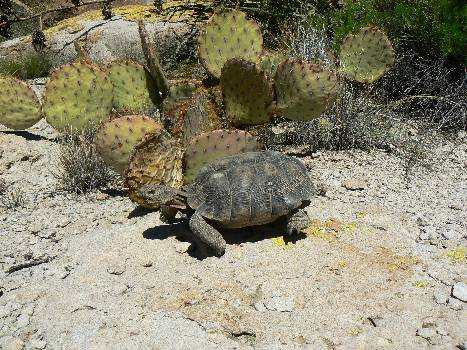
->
[189, 211, 226, 256]
[160, 205, 178, 224]
[286, 208, 309, 236]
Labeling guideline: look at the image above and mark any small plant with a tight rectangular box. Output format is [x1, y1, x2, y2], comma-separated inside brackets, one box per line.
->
[52, 124, 118, 194]
[0, 53, 51, 79]
[0, 179, 26, 209]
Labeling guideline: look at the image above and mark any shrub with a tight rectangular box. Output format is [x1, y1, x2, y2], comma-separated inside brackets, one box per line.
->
[0, 179, 26, 209]
[52, 124, 118, 194]
[0, 53, 51, 79]
[307, 0, 466, 64]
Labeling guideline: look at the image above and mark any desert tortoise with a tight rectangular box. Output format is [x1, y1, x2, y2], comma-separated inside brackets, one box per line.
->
[138, 151, 315, 256]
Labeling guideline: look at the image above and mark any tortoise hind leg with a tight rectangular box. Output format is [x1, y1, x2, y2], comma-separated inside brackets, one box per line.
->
[189, 212, 226, 256]
[286, 208, 309, 236]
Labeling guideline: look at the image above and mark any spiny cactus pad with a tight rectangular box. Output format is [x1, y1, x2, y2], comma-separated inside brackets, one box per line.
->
[339, 27, 395, 83]
[95, 115, 163, 175]
[105, 60, 158, 114]
[221, 59, 273, 126]
[0, 77, 42, 130]
[274, 59, 339, 121]
[43, 62, 113, 131]
[184, 129, 260, 184]
[125, 130, 184, 208]
[198, 9, 263, 78]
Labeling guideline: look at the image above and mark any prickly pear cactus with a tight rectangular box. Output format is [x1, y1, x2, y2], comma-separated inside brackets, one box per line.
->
[259, 52, 287, 77]
[184, 129, 261, 184]
[125, 130, 184, 208]
[339, 27, 395, 83]
[42, 62, 113, 131]
[221, 59, 273, 126]
[105, 60, 159, 114]
[274, 59, 339, 121]
[198, 9, 263, 78]
[0, 77, 42, 130]
[95, 114, 163, 175]
[162, 79, 202, 114]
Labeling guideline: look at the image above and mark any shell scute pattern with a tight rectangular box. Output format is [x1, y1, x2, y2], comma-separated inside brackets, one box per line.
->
[188, 151, 314, 228]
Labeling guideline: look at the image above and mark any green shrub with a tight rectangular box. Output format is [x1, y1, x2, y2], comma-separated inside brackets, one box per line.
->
[308, 0, 466, 63]
[0, 53, 51, 79]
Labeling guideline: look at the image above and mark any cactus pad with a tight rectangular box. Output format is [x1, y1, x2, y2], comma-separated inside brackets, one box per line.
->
[221, 59, 273, 126]
[274, 59, 339, 121]
[259, 52, 287, 77]
[125, 130, 184, 208]
[184, 129, 261, 184]
[105, 60, 159, 114]
[42, 62, 113, 131]
[198, 9, 263, 78]
[339, 27, 395, 83]
[95, 114, 163, 175]
[0, 77, 42, 130]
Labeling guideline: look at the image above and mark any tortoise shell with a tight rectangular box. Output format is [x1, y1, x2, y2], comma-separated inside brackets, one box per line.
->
[187, 151, 314, 228]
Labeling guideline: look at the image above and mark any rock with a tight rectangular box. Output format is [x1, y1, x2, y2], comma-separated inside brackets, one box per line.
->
[457, 340, 467, 350]
[433, 289, 448, 304]
[16, 313, 29, 328]
[0, 7, 199, 70]
[452, 282, 467, 302]
[342, 178, 367, 191]
[26, 338, 46, 349]
[0, 1, 38, 41]
[416, 327, 441, 345]
[263, 296, 295, 312]
[447, 297, 464, 311]
[254, 302, 267, 312]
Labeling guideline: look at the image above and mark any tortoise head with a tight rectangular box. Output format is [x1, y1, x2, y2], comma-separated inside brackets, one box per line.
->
[138, 184, 187, 208]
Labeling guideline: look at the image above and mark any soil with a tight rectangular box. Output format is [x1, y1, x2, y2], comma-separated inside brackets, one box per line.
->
[1, 120, 465, 349]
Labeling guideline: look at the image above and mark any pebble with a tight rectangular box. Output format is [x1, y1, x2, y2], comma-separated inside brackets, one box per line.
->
[342, 178, 367, 191]
[175, 241, 192, 254]
[26, 338, 46, 349]
[451, 282, 467, 302]
[447, 297, 464, 311]
[263, 296, 295, 312]
[106, 263, 126, 275]
[433, 289, 448, 304]
[16, 313, 29, 328]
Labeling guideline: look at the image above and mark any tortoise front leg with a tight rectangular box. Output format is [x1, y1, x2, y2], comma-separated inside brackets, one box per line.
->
[189, 211, 226, 256]
[286, 208, 309, 236]
[160, 205, 178, 224]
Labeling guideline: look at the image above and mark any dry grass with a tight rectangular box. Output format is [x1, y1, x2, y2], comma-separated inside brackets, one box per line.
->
[51, 124, 118, 194]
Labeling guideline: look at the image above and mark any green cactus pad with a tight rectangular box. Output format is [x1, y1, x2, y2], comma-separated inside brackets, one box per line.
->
[198, 9, 263, 78]
[95, 114, 163, 175]
[105, 60, 159, 114]
[0, 77, 42, 130]
[125, 130, 184, 208]
[184, 129, 260, 184]
[221, 59, 273, 127]
[274, 59, 339, 121]
[259, 52, 287, 77]
[42, 62, 113, 131]
[339, 27, 395, 83]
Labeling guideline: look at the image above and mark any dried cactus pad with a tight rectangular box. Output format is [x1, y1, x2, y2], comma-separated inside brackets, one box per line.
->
[0, 77, 42, 130]
[95, 115, 162, 175]
[274, 59, 339, 121]
[125, 130, 184, 208]
[221, 59, 273, 126]
[198, 9, 263, 78]
[184, 129, 260, 184]
[339, 27, 395, 83]
[105, 60, 159, 114]
[43, 62, 113, 131]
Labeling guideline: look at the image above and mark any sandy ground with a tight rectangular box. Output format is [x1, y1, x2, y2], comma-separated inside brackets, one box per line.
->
[0, 120, 466, 350]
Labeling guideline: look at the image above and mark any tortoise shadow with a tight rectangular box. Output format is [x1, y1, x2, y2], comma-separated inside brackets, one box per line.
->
[141, 218, 306, 260]
[1, 130, 48, 141]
